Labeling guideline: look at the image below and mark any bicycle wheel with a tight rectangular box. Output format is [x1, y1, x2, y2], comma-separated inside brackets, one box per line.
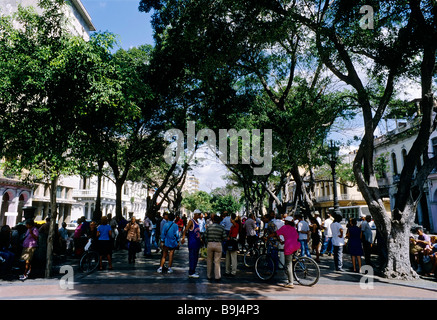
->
[293, 256, 320, 286]
[80, 251, 100, 274]
[243, 248, 259, 268]
[255, 254, 275, 281]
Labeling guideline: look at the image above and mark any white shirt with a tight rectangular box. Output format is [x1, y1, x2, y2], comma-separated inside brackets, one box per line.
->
[273, 218, 284, 230]
[330, 222, 345, 246]
[324, 218, 333, 238]
[297, 220, 310, 240]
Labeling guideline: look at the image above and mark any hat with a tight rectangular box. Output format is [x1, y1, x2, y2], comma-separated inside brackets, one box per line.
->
[193, 209, 202, 214]
[284, 216, 294, 222]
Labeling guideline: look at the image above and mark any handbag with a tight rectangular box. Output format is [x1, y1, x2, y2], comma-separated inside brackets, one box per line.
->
[200, 247, 208, 258]
[226, 238, 238, 251]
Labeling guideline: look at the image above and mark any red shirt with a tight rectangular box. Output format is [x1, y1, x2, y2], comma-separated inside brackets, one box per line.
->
[229, 222, 239, 238]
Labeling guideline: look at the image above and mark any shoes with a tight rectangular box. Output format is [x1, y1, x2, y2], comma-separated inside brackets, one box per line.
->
[157, 267, 163, 273]
[168, 268, 174, 274]
[336, 268, 345, 272]
[282, 282, 294, 289]
[188, 273, 200, 278]
[19, 274, 28, 281]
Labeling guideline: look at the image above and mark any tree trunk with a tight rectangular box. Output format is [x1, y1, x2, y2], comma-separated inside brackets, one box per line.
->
[115, 180, 124, 221]
[45, 175, 58, 278]
[384, 207, 418, 280]
[93, 159, 104, 222]
[290, 165, 315, 217]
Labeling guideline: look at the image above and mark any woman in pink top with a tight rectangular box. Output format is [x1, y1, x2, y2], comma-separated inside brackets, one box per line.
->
[271, 216, 300, 288]
[20, 219, 39, 281]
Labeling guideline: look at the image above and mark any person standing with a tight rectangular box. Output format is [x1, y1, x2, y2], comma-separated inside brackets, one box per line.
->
[269, 216, 300, 288]
[143, 214, 153, 257]
[125, 217, 141, 264]
[85, 221, 98, 251]
[97, 216, 113, 270]
[181, 209, 202, 278]
[58, 222, 69, 254]
[19, 220, 39, 281]
[225, 213, 239, 276]
[361, 215, 373, 266]
[198, 213, 206, 247]
[220, 211, 233, 256]
[309, 216, 321, 263]
[244, 213, 258, 249]
[346, 218, 364, 272]
[263, 214, 279, 270]
[296, 214, 311, 258]
[320, 213, 334, 256]
[330, 214, 345, 272]
[205, 214, 227, 281]
[158, 213, 180, 274]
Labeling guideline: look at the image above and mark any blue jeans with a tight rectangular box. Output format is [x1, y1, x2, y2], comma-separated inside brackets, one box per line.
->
[189, 247, 200, 275]
[144, 230, 151, 255]
[268, 246, 279, 271]
[151, 228, 159, 250]
[320, 236, 333, 254]
[299, 239, 311, 257]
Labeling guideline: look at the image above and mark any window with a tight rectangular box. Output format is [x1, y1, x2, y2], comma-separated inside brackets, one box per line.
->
[401, 149, 408, 170]
[391, 152, 398, 175]
[57, 187, 63, 199]
[432, 137, 437, 157]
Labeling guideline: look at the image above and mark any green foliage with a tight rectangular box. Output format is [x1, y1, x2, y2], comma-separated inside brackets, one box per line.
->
[181, 191, 212, 213]
[211, 194, 242, 214]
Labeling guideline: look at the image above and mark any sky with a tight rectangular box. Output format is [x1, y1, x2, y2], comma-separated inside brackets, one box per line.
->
[81, 0, 154, 49]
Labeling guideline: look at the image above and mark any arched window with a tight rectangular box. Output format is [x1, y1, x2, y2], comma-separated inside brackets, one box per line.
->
[401, 149, 408, 170]
[391, 152, 398, 175]
[1, 193, 10, 226]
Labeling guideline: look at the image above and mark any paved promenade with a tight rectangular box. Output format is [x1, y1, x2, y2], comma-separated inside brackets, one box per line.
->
[0, 244, 436, 301]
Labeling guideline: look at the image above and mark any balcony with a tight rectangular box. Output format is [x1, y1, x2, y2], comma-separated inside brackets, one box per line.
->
[316, 193, 364, 203]
[73, 189, 130, 202]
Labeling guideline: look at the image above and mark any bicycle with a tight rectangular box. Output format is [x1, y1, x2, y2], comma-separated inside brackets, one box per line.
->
[243, 237, 266, 268]
[254, 241, 320, 286]
[79, 241, 100, 274]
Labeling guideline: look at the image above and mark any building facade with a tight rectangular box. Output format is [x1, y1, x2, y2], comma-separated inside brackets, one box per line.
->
[374, 117, 437, 233]
[0, 0, 95, 227]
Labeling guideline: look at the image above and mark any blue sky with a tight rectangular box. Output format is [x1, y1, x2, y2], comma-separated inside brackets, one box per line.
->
[81, 0, 154, 50]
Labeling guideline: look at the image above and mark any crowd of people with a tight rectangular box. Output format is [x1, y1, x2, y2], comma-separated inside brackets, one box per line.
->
[1, 208, 436, 283]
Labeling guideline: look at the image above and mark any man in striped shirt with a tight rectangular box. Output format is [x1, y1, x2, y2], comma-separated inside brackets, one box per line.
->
[205, 215, 227, 281]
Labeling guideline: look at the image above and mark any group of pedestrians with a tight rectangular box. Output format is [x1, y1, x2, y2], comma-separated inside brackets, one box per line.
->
[0, 208, 378, 283]
[154, 209, 242, 281]
[318, 212, 374, 272]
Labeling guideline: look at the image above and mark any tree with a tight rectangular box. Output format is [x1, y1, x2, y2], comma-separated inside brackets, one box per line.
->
[285, 0, 437, 279]
[211, 194, 242, 215]
[0, 0, 120, 277]
[181, 190, 212, 213]
[140, 0, 352, 218]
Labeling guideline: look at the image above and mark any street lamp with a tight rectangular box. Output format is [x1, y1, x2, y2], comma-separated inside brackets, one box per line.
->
[329, 140, 342, 217]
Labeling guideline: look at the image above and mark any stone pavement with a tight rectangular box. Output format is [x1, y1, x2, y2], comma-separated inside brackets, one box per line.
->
[0, 243, 436, 301]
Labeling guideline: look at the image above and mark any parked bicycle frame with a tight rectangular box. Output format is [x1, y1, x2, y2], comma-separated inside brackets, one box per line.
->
[254, 238, 320, 286]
